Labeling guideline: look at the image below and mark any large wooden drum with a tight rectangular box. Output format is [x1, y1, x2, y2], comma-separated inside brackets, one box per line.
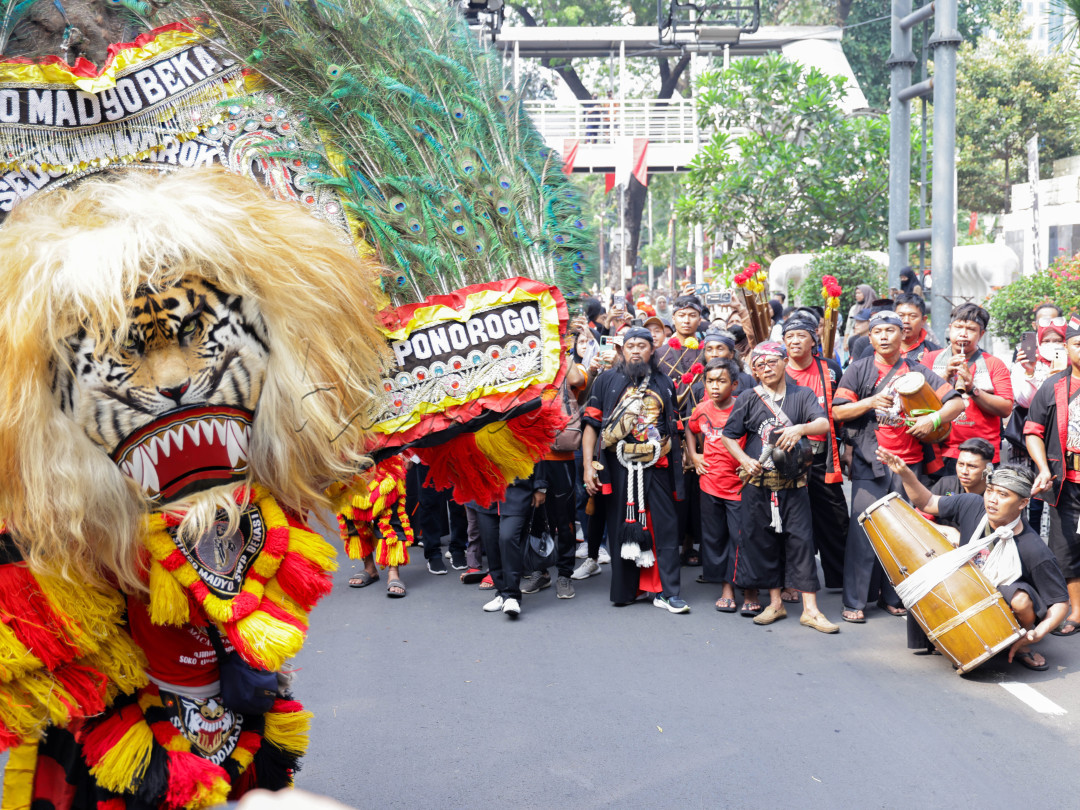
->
[859, 493, 1024, 674]
[892, 371, 951, 444]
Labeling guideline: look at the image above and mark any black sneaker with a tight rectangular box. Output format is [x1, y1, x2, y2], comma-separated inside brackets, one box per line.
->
[519, 571, 551, 594]
[427, 556, 448, 575]
[449, 551, 468, 570]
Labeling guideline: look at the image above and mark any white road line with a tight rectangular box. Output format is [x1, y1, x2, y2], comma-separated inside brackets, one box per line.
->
[1000, 682, 1068, 716]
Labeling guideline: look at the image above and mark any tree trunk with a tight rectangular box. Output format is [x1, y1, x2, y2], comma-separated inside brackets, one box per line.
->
[511, 4, 592, 100]
[624, 55, 691, 274]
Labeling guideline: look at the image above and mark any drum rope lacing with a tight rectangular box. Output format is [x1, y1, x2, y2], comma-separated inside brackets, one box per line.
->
[894, 516, 1022, 608]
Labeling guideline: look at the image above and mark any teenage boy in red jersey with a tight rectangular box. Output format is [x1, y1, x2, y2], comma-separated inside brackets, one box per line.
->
[685, 358, 752, 613]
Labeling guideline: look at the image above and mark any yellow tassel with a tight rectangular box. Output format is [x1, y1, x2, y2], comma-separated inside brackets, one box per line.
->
[0, 623, 41, 683]
[4, 671, 77, 731]
[474, 422, 535, 483]
[343, 535, 363, 560]
[231, 745, 255, 770]
[1, 739, 38, 810]
[35, 576, 126, 655]
[149, 561, 191, 626]
[250, 551, 281, 580]
[288, 529, 338, 573]
[262, 708, 312, 756]
[377, 537, 406, 568]
[262, 581, 308, 625]
[233, 612, 305, 672]
[183, 775, 230, 810]
[87, 714, 154, 792]
[80, 633, 149, 696]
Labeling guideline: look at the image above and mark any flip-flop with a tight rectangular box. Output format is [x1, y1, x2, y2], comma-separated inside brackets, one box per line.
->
[386, 579, 407, 598]
[349, 570, 379, 588]
[460, 568, 487, 584]
[715, 597, 737, 613]
[1051, 618, 1080, 637]
[842, 609, 866, 624]
[1015, 650, 1048, 671]
[781, 589, 800, 603]
[739, 602, 763, 617]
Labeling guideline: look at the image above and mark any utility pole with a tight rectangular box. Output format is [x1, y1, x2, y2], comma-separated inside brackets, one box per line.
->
[929, 0, 959, 337]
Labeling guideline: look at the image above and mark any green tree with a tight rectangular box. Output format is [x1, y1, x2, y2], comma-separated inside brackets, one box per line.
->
[956, 7, 1080, 214]
[986, 254, 1080, 345]
[676, 54, 889, 273]
[798, 250, 888, 317]
[841, 0, 1015, 111]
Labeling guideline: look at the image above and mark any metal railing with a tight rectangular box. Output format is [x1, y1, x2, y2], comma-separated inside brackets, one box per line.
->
[521, 98, 699, 145]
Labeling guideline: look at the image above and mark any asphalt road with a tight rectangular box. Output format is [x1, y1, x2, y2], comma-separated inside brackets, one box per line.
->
[293, 540, 1080, 809]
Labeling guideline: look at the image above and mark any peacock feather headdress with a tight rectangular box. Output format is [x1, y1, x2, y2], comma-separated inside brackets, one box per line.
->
[186, 0, 593, 304]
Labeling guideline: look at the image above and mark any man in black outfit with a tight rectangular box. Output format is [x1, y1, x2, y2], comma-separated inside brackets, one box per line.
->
[721, 341, 838, 633]
[582, 327, 688, 613]
[878, 452, 1068, 670]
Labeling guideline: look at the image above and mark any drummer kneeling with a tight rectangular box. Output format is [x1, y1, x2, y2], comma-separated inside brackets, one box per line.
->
[877, 449, 1068, 671]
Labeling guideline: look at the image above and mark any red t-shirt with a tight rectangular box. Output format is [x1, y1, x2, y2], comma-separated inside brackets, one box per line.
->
[688, 399, 744, 500]
[787, 360, 828, 441]
[922, 349, 1012, 462]
[127, 595, 226, 689]
[835, 360, 924, 464]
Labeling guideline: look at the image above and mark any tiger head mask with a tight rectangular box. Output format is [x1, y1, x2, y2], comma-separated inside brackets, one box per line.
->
[0, 168, 390, 592]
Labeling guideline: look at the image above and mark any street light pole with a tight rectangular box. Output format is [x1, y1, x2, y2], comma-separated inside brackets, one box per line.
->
[930, 0, 959, 339]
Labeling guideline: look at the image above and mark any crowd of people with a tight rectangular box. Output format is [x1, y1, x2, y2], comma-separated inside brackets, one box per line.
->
[358, 284, 1080, 674]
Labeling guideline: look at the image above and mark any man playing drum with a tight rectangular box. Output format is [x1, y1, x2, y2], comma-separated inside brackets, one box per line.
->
[833, 311, 965, 623]
[721, 342, 839, 633]
[876, 451, 1068, 671]
[923, 303, 1014, 468]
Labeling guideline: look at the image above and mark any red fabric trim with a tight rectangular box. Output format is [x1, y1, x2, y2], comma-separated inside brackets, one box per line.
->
[0, 20, 196, 73]
[834, 386, 858, 404]
[1023, 422, 1046, 438]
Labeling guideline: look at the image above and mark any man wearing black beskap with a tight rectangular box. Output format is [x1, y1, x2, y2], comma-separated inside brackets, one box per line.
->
[1025, 314, 1080, 637]
[582, 327, 688, 613]
[721, 341, 839, 634]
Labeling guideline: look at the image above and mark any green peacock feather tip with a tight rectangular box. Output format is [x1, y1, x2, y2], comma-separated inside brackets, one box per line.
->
[182, 0, 593, 305]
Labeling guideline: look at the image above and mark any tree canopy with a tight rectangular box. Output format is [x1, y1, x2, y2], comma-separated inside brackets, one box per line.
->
[676, 54, 889, 275]
[955, 7, 1080, 214]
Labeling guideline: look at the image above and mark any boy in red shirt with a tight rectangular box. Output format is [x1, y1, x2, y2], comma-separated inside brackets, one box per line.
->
[685, 358, 753, 613]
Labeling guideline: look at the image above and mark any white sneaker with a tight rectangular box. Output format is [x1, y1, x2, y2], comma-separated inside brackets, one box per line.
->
[575, 542, 588, 559]
[597, 546, 611, 564]
[575, 525, 585, 541]
[571, 558, 601, 580]
[502, 597, 521, 617]
[483, 595, 505, 612]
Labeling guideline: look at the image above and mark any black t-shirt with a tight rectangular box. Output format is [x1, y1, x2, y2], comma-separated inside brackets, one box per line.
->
[722, 382, 826, 459]
[936, 493, 1068, 608]
[931, 475, 962, 497]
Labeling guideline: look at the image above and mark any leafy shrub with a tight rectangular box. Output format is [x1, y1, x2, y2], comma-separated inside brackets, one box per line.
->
[986, 253, 1080, 346]
[798, 249, 888, 319]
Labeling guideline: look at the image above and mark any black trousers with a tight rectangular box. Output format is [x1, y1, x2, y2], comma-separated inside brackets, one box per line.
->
[475, 509, 529, 600]
[1049, 480, 1080, 578]
[604, 465, 681, 603]
[676, 468, 702, 550]
[699, 492, 740, 583]
[540, 459, 578, 578]
[412, 463, 467, 561]
[805, 456, 849, 589]
[734, 483, 819, 592]
[842, 467, 920, 612]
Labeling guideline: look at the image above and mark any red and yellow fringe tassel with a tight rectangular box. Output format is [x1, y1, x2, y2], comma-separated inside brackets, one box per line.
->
[0, 532, 148, 751]
[417, 393, 567, 506]
[329, 457, 414, 567]
[142, 485, 336, 673]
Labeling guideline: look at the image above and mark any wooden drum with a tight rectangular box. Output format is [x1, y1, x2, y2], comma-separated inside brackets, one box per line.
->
[859, 493, 1024, 674]
[892, 371, 951, 444]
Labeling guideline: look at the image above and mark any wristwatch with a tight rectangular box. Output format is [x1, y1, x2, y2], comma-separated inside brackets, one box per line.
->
[536, 488, 548, 494]
[970, 386, 982, 398]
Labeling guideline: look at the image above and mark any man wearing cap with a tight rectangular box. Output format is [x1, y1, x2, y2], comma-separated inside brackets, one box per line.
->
[1025, 314, 1080, 636]
[643, 314, 667, 348]
[782, 315, 848, 592]
[833, 310, 965, 623]
[923, 303, 1013, 469]
[877, 451, 1068, 670]
[721, 342, 839, 633]
[582, 326, 689, 613]
[895, 293, 940, 363]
